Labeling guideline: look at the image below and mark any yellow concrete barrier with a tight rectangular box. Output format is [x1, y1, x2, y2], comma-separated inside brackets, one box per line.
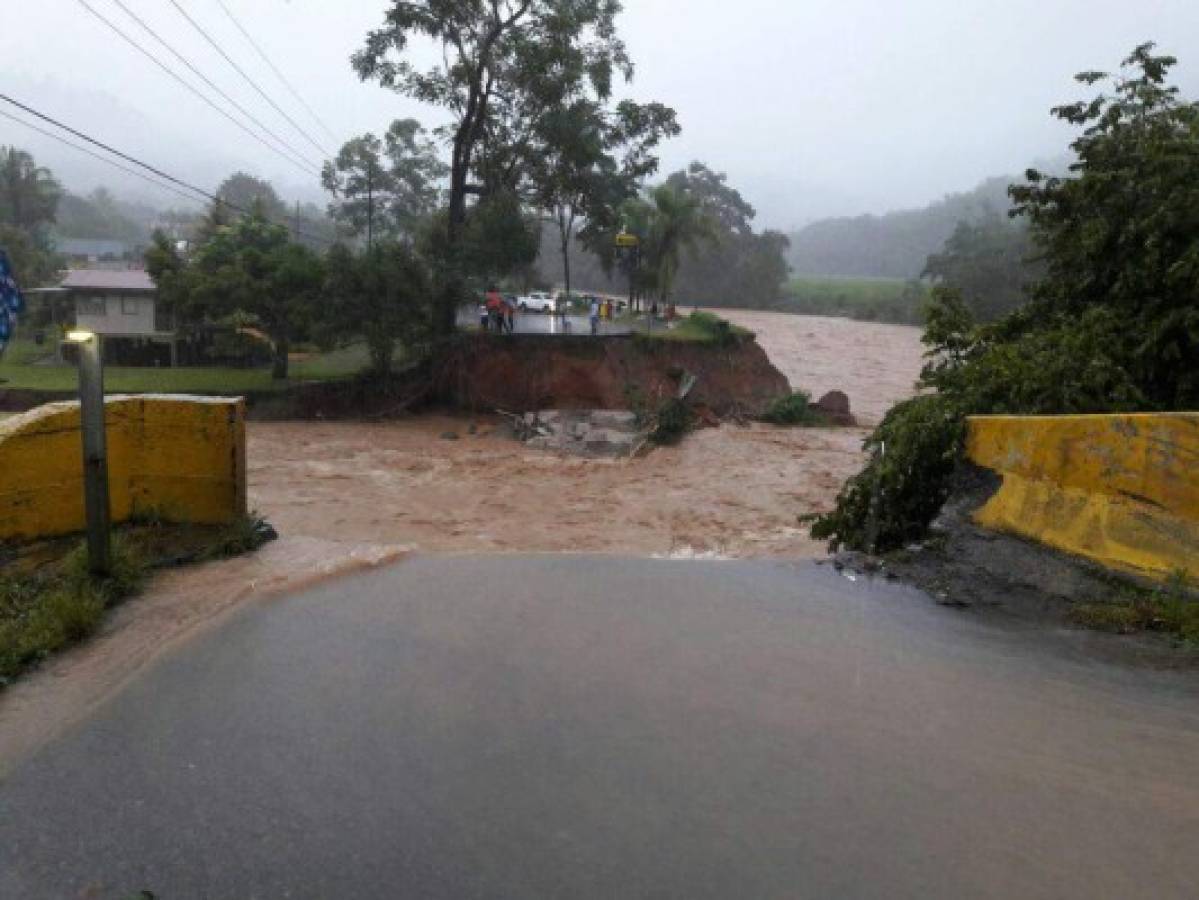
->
[966, 413, 1199, 581]
[0, 395, 246, 543]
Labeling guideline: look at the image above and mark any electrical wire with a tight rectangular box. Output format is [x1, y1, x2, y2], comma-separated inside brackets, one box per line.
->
[106, 0, 322, 172]
[212, 0, 339, 144]
[0, 93, 334, 246]
[72, 0, 321, 177]
[0, 108, 208, 208]
[165, 0, 332, 159]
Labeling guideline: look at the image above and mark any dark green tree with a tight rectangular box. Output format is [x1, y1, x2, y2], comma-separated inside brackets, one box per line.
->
[814, 43, 1199, 552]
[147, 214, 324, 379]
[922, 212, 1037, 322]
[322, 119, 447, 243]
[352, 0, 635, 334]
[323, 241, 432, 375]
[0, 147, 60, 232]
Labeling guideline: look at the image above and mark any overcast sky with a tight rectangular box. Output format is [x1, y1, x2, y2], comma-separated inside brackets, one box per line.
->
[3, 0, 1198, 228]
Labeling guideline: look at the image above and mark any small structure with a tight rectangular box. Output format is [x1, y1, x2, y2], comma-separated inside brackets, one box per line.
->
[56, 238, 138, 269]
[62, 269, 177, 366]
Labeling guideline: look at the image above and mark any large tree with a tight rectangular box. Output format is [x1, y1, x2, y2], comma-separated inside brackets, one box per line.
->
[532, 99, 679, 296]
[0, 147, 60, 233]
[814, 43, 1199, 553]
[323, 241, 431, 376]
[352, 0, 635, 334]
[322, 119, 447, 244]
[665, 162, 791, 309]
[922, 212, 1037, 323]
[147, 213, 324, 379]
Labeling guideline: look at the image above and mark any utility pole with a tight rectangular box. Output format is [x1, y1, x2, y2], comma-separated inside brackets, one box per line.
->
[366, 160, 374, 251]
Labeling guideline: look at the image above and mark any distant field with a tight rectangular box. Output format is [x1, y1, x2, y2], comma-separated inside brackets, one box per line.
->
[0, 340, 370, 394]
[781, 275, 928, 325]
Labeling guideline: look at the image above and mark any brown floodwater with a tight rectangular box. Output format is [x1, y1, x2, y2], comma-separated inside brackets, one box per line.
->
[1, 313, 925, 769]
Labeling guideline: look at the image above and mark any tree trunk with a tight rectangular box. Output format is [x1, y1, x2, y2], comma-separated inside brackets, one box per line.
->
[272, 336, 289, 380]
[559, 214, 572, 298]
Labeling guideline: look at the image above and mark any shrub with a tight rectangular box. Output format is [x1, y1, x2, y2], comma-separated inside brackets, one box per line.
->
[810, 394, 966, 553]
[761, 391, 826, 427]
[650, 398, 695, 445]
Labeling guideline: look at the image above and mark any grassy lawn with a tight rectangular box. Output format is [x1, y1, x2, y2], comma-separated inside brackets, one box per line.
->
[0, 340, 370, 395]
[637, 311, 753, 344]
[781, 275, 928, 325]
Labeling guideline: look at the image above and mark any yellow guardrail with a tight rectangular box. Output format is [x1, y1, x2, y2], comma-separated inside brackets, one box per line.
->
[966, 413, 1199, 581]
[0, 395, 246, 543]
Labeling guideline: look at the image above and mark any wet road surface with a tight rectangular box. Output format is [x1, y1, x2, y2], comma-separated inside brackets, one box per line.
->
[1, 556, 1197, 898]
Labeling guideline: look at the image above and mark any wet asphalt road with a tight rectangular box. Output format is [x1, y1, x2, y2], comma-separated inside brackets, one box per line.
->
[1, 556, 1197, 899]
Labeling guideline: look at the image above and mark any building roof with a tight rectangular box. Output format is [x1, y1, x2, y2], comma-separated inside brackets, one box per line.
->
[61, 269, 157, 292]
[57, 237, 134, 258]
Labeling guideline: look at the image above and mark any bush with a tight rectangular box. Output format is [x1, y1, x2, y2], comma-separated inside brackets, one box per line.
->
[810, 394, 966, 553]
[761, 391, 826, 427]
[650, 398, 695, 445]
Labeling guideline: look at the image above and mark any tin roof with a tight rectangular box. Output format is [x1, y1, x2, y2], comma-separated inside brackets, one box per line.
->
[61, 269, 156, 292]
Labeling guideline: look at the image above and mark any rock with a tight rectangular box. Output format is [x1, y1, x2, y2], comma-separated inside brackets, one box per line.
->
[440, 431, 460, 441]
[815, 390, 856, 426]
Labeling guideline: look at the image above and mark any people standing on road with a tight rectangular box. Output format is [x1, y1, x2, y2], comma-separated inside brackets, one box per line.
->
[485, 286, 503, 333]
[503, 296, 516, 334]
[589, 298, 600, 335]
[479, 300, 490, 331]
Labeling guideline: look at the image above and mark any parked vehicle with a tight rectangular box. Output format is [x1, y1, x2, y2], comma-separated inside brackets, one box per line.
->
[518, 291, 556, 313]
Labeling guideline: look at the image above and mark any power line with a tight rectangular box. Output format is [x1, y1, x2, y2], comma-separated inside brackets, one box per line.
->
[212, 0, 339, 145]
[0, 108, 208, 208]
[105, 0, 322, 173]
[165, 0, 332, 159]
[0, 94, 333, 246]
[72, 0, 320, 177]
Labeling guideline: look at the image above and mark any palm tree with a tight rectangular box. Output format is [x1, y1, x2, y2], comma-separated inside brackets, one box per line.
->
[643, 184, 715, 305]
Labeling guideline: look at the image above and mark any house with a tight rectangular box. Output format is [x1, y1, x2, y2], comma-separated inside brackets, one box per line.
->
[62, 269, 177, 366]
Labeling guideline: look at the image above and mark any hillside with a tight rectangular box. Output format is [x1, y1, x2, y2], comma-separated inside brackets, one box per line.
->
[787, 176, 1016, 279]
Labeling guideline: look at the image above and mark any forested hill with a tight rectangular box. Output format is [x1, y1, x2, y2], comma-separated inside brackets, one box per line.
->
[787, 176, 1016, 279]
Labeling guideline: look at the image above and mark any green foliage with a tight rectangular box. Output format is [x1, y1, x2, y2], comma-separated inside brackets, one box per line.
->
[321, 119, 446, 240]
[0, 537, 145, 685]
[762, 391, 826, 427]
[0, 146, 61, 232]
[352, 0, 635, 335]
[665, 163, 792, 309]
[1071, 572, 1199, 642]
[636, 311, 748, 345]
[922, 212, 1038, 322]
[323, 241, 431, 376]
[811, 394, 967, 552]
[814, 45, 1199, 553]
[148, 211, 326, 379]
[649, 397, 695, 445]
[0, 520, 274, 686]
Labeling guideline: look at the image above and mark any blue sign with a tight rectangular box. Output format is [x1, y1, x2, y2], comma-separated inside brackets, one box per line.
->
[0, 249, 20, 353]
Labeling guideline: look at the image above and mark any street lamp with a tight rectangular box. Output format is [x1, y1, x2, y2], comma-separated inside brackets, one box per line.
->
[64, 329, 111, 576]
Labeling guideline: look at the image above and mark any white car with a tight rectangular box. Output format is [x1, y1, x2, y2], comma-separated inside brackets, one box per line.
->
[518, 291, 556, 313]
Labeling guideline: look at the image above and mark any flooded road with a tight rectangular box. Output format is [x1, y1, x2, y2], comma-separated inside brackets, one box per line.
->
[3, 558, 1197, 898]
[2, 313, 926, 770]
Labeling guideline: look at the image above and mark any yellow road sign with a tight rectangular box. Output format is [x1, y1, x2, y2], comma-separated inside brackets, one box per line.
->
[615, 232, 640, 248]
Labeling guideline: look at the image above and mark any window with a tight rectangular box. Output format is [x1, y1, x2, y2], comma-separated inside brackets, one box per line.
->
[77, 296, 105, 316]
[121, 296, 139, 315]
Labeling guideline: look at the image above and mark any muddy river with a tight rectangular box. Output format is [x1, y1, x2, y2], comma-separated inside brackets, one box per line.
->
[0, 313, 925, 767]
